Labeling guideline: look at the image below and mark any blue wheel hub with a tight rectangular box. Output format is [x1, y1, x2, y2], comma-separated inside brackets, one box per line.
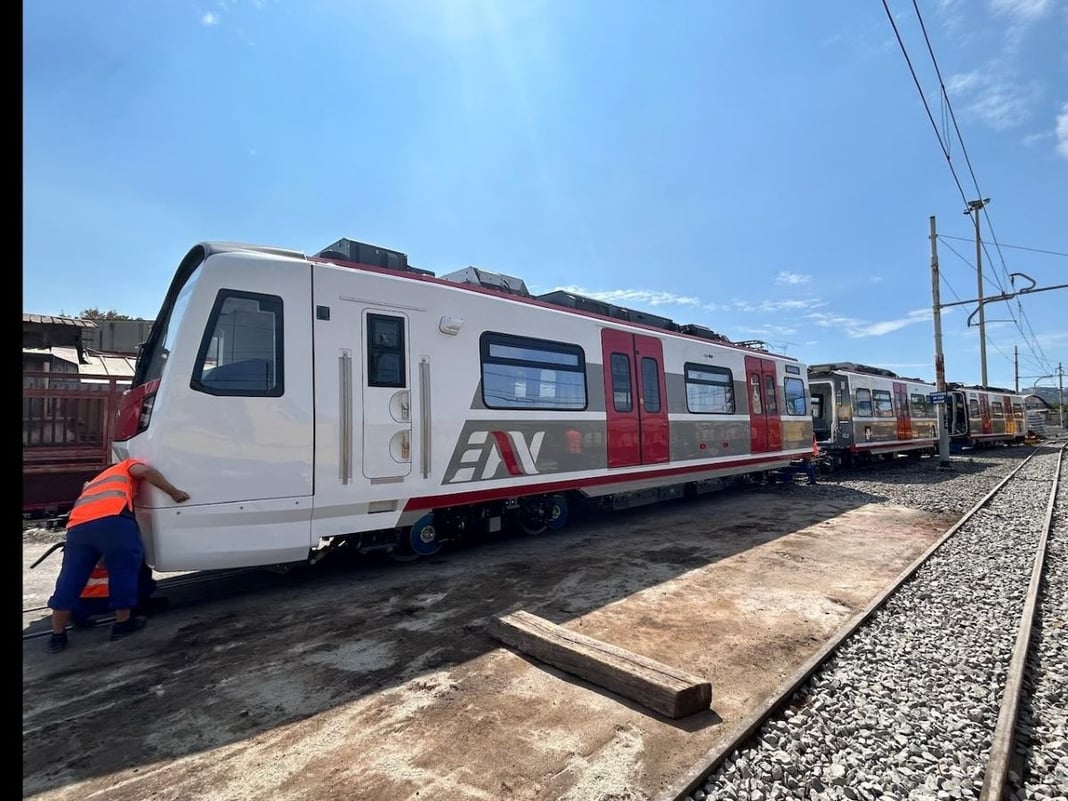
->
[409, 514, 441, 556]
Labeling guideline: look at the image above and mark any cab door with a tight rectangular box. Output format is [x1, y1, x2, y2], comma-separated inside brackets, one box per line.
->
[745, 356, 782, 453]
[362, 311, 412, 480]
[601, 329, 669, 468]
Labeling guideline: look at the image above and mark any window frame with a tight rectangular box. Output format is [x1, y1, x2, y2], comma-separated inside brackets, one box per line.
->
[855, 388, 873, 417]
[479, 331, 588, 411]
[684, 363, 735, 414]
[190, 289, 284, 398]
[783, 377, 807, 416]
[640, 356, 661, 413]
[872, 389, 895, 418]
[366, 313, 407, 389]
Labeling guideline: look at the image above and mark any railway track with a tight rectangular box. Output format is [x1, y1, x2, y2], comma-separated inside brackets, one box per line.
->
[659, 442, 1066, 801]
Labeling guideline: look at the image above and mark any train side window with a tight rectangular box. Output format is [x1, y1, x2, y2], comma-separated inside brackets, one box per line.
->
[480, 332, 587, 410]
[686, 364, 735, 414]
[872, 389, 894, 417]
[640, 357, 661, 413]
[784, 377, 807, 415]
[855, 388, 873, 417]
[969, 399, 980, 417]
[191, 290, 283, 397]
[1012, 403, 1024, 419]
[610, 353, 632, 412]
[910, 393, 928, 417]
[367, 314, 406, 388]
[991, 401, 1004, 418]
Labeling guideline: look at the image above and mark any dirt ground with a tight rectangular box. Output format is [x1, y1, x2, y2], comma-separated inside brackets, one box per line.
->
[23, 481, 953, 801]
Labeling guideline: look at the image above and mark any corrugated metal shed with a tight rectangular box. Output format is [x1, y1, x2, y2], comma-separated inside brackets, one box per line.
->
[22, 313, 98, 328]
[23, 346, 135, 380]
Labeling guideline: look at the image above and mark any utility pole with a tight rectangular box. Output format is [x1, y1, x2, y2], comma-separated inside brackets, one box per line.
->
[930, 215, 951, 467]
[1014, 346, 1019, 393]
[1060, 362, 1065, 430]
[966, 198, 990, 386]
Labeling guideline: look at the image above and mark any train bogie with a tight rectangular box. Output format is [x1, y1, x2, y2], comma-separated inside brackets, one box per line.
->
[113, 240, 815, 572]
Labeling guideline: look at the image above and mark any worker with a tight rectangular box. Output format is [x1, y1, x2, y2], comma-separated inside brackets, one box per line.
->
[46, 458, 189, 653]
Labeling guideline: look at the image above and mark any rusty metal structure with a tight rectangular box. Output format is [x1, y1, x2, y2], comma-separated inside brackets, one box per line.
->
[21, 313, 143, 517]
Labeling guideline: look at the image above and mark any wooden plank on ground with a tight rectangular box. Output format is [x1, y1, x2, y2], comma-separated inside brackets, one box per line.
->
[487, 610, 712, 719]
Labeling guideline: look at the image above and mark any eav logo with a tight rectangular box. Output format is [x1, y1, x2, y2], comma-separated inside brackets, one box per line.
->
[447, 430, 545, 483]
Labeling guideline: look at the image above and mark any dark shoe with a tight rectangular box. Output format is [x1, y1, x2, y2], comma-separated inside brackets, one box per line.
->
[109, 617, 147, 641]
[47, 632, 68, 653]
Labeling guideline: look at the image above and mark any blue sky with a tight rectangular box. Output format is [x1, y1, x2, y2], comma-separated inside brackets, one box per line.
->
[22, 0, 1067, 392]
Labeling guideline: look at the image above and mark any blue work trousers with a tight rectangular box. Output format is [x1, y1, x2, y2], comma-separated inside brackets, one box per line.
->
[47, 514, 145, 612]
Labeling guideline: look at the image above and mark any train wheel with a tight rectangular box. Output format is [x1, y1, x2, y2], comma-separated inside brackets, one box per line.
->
[392, 514, 441, 560]
[518, 506, 548, 536]
[545, 494, 568, 531]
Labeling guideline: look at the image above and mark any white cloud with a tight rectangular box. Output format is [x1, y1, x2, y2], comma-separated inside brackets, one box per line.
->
[947, 68, 1041, 130]
[727, 298, 825, 314]
[554, 286, 701, 308]
[989, 0, 1052, 21]
[201, 12, 220, 26]
[775, 271, 810, 285]
[1056, 103, 1068, 159]
[807, 308, 933, 339]
[1022, 130, 1054, 146]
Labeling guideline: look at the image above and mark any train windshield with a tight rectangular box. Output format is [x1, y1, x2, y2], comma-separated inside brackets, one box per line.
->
[132, 246, 205, 388]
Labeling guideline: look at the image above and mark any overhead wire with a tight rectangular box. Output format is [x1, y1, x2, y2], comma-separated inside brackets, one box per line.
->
[910, 0, 1013, 292]
[897, 0, 1055, 376]
[936, 235, 1068, 258]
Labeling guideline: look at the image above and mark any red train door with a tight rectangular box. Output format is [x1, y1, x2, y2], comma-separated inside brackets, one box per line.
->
[979, 394, 992, 434]
[745, 356, 782, 453]
[893, 381, 912, 440]
[601, 329, 669, 468]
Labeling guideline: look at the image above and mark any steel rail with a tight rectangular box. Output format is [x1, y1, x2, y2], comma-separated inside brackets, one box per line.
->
[658, 447, 1045, 801]
[979, 442, 1065, 800]
[21, 567, 261, 639]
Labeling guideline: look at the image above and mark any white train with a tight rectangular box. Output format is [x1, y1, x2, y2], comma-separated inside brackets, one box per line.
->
[113, 238, 815, 571]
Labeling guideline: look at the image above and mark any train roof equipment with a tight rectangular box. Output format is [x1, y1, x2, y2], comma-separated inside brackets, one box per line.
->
[312, 237, 743, 352]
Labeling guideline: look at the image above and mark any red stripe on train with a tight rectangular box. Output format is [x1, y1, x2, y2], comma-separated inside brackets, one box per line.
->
[402, 452, 806, 511]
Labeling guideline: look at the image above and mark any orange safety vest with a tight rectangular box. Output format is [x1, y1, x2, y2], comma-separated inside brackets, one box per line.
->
[80, 562, 110, 599]
[66, 458, 143, 528]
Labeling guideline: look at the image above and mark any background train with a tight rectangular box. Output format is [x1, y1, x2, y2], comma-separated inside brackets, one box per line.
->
[23, 236, 1031, 572]
[808, 363, 1025, 467]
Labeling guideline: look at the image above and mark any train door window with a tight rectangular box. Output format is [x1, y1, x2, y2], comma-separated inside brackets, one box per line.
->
[763, 375, 779, 414]
[1012, 403, 1024, 420]
[640, 357, 661, 412]
[784, 377, 807, 415]
[748, 374, 763, 414]
[610, 353, 632, 412]
[367, 314, 406, 388]
[686, 364, 734, 413]
[969, 399, 980, 417]
[480, 332, 587, 410]
[873, 390, 894, 417]
[855, 388, 873, 417]
[910, 393, 928, 417]
[191, 290, 283, 397]
[991, 401, 1004, 418]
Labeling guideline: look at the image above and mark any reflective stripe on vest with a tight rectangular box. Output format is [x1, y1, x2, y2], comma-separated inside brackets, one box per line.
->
[66, 459, 140, 528]
[80, 565, 110, 598]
